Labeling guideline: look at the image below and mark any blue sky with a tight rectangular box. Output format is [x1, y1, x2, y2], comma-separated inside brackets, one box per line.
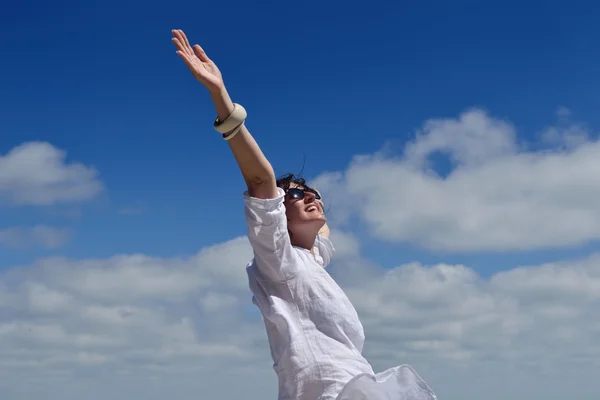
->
[3, 1, 600, 399]
[2, 0, 599, 269]
[0, 1, 597, 270]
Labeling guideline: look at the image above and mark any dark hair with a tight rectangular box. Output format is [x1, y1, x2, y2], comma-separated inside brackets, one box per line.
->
[277, 155, 310, 192]
[276, 173, 310, 192]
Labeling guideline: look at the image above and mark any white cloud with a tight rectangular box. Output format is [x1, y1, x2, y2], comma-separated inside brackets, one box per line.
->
[0, 236, 269, 399]
[0, 141, 103, 206]
[1, 233, 600, 399]
[313, 108, 600, 252]
[0, 225, 71, 249]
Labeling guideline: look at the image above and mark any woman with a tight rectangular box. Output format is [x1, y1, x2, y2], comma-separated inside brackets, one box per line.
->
[171, 29, 437, 400]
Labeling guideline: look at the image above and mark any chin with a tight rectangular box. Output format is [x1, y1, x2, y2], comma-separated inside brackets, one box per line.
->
[295, 216, 326, 229]
[310, 214, 327, 223]
[299, 211, 325, 221]
[314, 217, 327, 228]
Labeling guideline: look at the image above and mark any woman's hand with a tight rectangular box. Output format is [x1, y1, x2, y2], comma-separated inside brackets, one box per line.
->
[172, 29, 224, 94]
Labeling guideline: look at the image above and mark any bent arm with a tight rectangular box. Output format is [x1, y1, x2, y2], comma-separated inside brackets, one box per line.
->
[214, 90, 300, 280]
[211, 89, 278, 200]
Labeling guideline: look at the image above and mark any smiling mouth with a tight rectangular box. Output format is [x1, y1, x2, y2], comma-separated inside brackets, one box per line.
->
[306, 205, 318, 213]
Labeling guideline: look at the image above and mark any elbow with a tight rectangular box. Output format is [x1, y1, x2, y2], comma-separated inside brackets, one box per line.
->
[248, 175, 272, 186]
[247, 167, 276, 187]
[246, 174, 278, 199]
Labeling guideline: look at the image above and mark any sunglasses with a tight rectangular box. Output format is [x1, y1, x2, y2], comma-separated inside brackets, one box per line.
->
[285, 187, 322, 200]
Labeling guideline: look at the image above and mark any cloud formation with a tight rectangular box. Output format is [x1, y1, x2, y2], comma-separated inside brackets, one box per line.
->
[0, 142, 103, 206]
[2, 109, 599, 399]
[313, 108, 600, 252]
[1, 231, 599, 399]
[0, 225, 71, 249]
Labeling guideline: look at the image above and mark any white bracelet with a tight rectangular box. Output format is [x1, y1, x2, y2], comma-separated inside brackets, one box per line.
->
[214, 103, 247, 134]
[223, 123, 244, 141]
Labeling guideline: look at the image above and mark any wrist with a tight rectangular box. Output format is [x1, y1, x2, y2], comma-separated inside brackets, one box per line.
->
[208, 84, 227, 98]
[209, 87, 235, 121]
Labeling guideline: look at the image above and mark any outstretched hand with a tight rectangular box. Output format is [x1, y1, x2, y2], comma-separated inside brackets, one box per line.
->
[172, 29, 224, 93]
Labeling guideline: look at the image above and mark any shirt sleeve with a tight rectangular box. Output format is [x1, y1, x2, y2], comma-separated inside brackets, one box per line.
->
[243, 187, 301, 281]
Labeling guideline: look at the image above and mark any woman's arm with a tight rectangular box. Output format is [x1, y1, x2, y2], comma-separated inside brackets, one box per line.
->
[172, 29, 278, 199]
[209, 89, 278, 199]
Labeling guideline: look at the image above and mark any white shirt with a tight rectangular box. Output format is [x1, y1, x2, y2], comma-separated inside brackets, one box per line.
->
[244, 188, 436, 400]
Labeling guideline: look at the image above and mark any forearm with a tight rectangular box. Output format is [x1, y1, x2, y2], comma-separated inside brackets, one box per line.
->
[210, 88, 278, 199]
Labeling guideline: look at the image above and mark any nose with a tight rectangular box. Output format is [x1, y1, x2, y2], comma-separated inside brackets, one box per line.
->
[304, 190, 316, 203]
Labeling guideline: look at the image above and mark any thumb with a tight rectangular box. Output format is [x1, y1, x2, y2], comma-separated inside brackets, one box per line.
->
[193, 45, 210, 62]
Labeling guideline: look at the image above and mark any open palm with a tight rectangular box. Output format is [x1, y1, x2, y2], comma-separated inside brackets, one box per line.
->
[172, 29, 224, 93]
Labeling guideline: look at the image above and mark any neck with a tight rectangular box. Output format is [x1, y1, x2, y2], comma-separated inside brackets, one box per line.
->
[290, 231, 318, 250]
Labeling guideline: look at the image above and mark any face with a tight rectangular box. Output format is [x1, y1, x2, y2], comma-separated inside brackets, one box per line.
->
[284, 183, 327, 232]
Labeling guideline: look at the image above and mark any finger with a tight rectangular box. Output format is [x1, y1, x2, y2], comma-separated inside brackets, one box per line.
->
[193, 44, 210, 62]
[171, 37, 190, 55]
[171, 37, 183, 50]
[176, 50, 195, 70]
[178, 29, 195, 56]
[172, 30, 193, 56]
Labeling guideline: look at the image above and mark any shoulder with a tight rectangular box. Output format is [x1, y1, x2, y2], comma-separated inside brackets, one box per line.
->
[243, 187, 286, 210]
[243, 187, 287, 230]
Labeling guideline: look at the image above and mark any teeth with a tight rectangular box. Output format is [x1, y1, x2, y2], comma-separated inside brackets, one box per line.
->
[307, 206, 317, 212]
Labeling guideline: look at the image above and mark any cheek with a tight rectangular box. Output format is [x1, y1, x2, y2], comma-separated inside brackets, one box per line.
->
[285, 201, 304, 221]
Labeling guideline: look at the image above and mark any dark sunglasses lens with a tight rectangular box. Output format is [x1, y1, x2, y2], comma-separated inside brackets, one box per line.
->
[287, 188, 304, 199]
[287, 187, 321, 200]
[308, 189, 321, 200]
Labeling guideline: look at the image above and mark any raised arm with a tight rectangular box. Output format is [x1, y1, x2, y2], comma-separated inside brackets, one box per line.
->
[171, 29, 278, 200]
